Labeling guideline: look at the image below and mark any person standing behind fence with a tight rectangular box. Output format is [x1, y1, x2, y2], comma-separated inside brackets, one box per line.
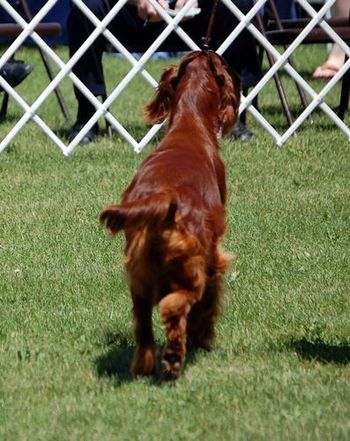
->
[273, 0, 297, 19]
[67, 0, 262, 143]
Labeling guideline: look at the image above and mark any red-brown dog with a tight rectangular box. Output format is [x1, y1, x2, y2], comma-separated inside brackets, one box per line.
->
[100, 50, 240, 379]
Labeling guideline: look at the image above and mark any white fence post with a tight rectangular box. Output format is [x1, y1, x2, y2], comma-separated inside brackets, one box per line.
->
[0, 0, 349, 155]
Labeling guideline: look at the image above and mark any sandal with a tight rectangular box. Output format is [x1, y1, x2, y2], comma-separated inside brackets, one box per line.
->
[312, 63, 339, 80]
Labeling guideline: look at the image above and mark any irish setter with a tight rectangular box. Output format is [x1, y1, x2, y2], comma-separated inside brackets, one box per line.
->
[100, 50, 240, 380]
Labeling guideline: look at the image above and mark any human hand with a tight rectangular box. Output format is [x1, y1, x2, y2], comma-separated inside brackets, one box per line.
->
[174, 0, 198, 12]
[132, 0, 169, 22]
[130, 0, 199, 22]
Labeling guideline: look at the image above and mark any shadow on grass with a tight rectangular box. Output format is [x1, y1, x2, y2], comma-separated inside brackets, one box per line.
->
[94, 330, 203, 385]
[290, 338, 350, 365]
[95, 333, 135, 384]
[54, 122, 165, 145]
[254, 104, 342, 128]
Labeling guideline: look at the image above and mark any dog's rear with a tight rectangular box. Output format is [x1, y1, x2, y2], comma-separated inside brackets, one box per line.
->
[100, 51, 240, 379]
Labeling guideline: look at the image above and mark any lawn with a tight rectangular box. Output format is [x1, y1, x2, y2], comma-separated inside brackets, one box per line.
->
[0, 44, 349, 441]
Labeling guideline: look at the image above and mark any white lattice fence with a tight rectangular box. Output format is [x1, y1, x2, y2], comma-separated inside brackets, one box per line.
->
[0, 0, 349, 155]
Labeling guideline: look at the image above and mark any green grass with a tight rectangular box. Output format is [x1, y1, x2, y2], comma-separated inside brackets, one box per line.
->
[0, 45, 349, 441]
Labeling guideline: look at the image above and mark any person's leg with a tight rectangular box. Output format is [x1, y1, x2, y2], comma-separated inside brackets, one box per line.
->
[67, 0, 159, 141]
[159, 0, 262, 90]
[273, 0, 297, 19]
[197, 0, 262, 139]
[67, 0, 262, 141]
[207, 0, 262, 140]
[68, 0, 112, 122]
[211, 0, 262, 90]
[158, 0, 261, 139]
[312, 0, 348, 79]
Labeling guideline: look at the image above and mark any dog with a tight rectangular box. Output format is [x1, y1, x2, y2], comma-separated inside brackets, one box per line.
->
[100, 50, 240, 379]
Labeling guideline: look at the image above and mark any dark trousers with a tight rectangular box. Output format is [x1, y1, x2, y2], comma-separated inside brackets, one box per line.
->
[67, 0, 262, 118]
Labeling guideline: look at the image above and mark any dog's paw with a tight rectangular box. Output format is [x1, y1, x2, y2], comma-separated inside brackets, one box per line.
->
[161, 352, 183, 380]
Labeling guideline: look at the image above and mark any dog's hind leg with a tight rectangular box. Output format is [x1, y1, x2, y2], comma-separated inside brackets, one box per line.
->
[131, 295, 156, 377]
[186, 278, 222, 351]
[187, 248, 231, 350]
[159, 290, 198, 380]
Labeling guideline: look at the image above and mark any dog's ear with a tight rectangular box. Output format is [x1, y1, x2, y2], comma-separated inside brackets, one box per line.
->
[219, 68, 240, 136]
[143, 65, 179, 124]
[209, 53, 241, 136]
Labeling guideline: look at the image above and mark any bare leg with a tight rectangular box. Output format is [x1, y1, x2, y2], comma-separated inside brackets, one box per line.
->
[131, 295, 156, 377]
[312, 0, 348, 79]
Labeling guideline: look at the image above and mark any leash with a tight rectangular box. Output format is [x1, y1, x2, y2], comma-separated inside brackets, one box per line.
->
[201, 0, 220, 51]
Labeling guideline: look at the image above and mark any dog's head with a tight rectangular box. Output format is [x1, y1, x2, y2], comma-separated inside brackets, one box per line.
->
[143, 50, 240, 136]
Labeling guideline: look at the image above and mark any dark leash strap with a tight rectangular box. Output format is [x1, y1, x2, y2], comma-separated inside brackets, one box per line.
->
[201, 0, 220, 51]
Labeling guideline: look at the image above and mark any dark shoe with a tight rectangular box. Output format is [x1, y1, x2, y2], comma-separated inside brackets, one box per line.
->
[68, 120, 99, 144]
[0, 59, 33, 91]
[230, 120, 253, 141]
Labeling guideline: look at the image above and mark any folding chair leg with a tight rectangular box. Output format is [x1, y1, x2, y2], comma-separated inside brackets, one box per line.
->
[287, 56, 308, 110]
[262, 0, 308, 117]
[37, 49, 71, 122]
[0, 92, 9, 121]
[18, 0, 71, 123]
[255, 12, 294, 126]
[338, 59, 349, 121]
[266, 50, 294, 125]
[102, 94, 112, 137]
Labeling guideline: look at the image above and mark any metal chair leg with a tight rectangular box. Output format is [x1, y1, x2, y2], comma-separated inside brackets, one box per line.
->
[255, 12, 294, 126]
[18, 0, 71, 122]
[0, 92, 9, 121]
[338, 58, 349, 121]
[102, 94, 113, 137]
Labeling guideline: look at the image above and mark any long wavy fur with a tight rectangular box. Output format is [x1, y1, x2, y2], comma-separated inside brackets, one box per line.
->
[100, 51, 240, 380]
[100, 192, 177, 235]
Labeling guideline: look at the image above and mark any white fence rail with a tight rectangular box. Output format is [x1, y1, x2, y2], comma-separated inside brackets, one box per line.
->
[0, 0, 349, 155]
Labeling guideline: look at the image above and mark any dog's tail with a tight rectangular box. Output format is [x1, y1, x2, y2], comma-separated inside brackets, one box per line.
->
[100, 191, 177, 235]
